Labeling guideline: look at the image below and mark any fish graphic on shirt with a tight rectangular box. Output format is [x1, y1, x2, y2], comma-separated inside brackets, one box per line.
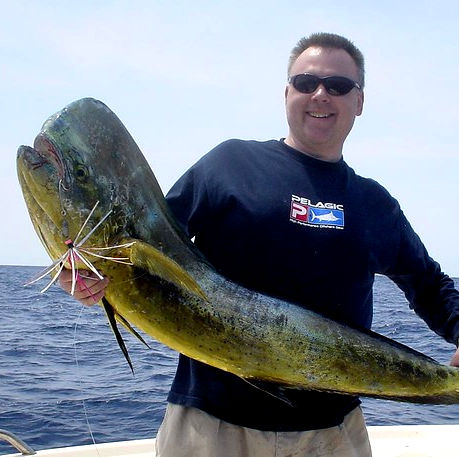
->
[310, 209, 341, 223]
[309, 209, 344, 226]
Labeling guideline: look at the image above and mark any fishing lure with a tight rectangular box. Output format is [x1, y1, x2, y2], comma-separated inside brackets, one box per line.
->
[26, 201, 134, 297]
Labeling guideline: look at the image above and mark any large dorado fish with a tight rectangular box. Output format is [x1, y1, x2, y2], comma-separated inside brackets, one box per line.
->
[17, 98, 459, 404]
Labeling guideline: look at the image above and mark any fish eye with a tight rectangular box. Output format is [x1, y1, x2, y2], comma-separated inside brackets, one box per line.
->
[75, 165, 88, 180]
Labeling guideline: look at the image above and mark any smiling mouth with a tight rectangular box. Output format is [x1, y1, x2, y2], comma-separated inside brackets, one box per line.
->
[308, 112, 333, 119]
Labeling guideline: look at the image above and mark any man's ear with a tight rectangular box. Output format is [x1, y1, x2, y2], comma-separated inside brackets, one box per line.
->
[356, 90, 364, 116]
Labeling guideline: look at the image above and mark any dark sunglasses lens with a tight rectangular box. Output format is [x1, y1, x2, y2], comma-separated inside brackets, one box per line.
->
[291, 74, 320, 93]
[291, 74, 357, 96]
[323, 77, 356, 95]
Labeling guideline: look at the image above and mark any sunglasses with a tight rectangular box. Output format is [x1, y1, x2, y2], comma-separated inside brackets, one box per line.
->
[288, 73, 361, 96]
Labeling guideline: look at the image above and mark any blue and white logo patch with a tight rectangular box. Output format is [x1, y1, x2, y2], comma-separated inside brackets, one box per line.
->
[308, 208, 344, 227]
[290, 195, 345, 229]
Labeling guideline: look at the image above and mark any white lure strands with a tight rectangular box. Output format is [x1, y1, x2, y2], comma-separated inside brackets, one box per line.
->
[73, 200, 100, 245]
[76, 207, 113, 247]
[25, 201, 134, 295]
[79, 241, 135, 265]
[24, 251, 69, 293]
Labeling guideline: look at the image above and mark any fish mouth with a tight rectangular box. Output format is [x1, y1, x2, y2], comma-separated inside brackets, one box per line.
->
[17, 132, 68, 185]
[17, 140, 73, 260]
[17, 145, 48, 171]
[33, 133, 67, 181]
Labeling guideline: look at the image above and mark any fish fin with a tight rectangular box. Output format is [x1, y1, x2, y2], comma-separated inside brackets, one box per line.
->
[126, 239, 208, 302]
[102, 297, 134, 374]
[115, 312, 151, 349]
[240, 378, 295, 407]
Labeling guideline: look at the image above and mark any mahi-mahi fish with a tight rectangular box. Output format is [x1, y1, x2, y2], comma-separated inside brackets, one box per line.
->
[17, 98, 459, 404]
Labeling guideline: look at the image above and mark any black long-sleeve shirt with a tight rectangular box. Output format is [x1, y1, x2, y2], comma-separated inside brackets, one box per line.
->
[164, 138, 459, 431]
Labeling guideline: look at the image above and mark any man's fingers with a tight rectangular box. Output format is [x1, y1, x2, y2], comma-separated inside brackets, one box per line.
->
[78, 288, 107, 306]
[58, 269, 109, 305]
[450, 348, 459, 367]
[75, 276, 109, 296]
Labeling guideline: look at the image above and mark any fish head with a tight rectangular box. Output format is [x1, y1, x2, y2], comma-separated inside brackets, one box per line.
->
[17, 97, 157, 265]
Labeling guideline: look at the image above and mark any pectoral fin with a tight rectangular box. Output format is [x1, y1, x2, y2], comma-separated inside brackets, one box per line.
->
[103, 239, 207, 372]
[126, 239, 208, 302]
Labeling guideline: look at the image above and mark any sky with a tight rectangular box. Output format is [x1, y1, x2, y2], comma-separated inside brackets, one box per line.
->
[1, 1, 458, 275]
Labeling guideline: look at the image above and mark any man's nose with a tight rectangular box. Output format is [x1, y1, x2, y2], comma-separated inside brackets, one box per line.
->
[310, 84, 330, 102]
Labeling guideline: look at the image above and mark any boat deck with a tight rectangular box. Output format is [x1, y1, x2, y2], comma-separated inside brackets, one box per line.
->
[2, 425, 458, 457]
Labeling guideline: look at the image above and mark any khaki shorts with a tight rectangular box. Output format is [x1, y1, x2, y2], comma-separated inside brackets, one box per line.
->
[155, 403, 372, 457]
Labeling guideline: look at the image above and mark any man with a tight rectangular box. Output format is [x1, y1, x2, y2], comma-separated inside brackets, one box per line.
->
[60, 33, 459, 456]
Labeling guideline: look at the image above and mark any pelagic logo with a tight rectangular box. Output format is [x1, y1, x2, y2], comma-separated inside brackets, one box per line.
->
[290, 195, 344, 229]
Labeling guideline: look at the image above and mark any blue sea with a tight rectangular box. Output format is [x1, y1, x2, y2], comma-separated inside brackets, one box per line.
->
[0, 265, 458, 454]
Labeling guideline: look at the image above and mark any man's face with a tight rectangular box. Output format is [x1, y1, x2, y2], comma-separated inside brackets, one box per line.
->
[285, 46, 364, 162]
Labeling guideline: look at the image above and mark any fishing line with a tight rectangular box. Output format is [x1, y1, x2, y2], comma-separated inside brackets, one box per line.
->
[24, 202, 136, 451]
[73, 304, 101, 457]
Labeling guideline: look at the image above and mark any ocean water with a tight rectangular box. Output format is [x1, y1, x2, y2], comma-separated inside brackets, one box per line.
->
[0, 265, 458, 453]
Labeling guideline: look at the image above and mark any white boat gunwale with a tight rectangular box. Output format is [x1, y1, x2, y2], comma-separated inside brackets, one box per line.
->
[2, 425, 459, 457]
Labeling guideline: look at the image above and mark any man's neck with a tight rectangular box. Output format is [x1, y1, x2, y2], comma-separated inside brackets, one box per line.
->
[283, 137, 342, 163]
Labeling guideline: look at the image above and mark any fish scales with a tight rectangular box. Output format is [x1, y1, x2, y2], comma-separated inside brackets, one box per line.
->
[17, 98, 459, 404]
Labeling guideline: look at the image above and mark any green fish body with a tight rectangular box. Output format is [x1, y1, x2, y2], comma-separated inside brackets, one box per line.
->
[17, 98, 459, 404]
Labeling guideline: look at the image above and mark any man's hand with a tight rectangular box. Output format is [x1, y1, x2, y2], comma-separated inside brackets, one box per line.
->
[451, 346, 459, 367]
[59, 269, 109, 305]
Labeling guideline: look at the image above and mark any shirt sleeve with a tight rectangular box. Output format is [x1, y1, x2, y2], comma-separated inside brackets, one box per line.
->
[165, 159, 212, 239]
[387, 209, 459, 345]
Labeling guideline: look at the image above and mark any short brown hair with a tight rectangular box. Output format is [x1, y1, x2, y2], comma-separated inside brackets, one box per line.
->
[288, 33, 365, 88]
